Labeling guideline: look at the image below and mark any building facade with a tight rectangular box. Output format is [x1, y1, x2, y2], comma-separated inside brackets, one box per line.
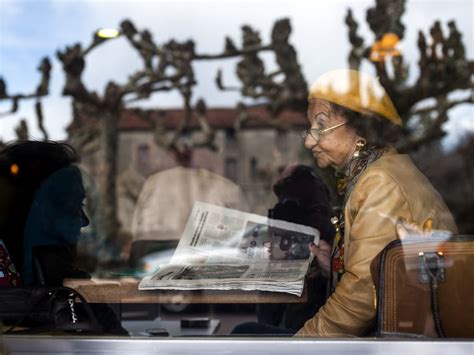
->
[68, 106, 311, 260]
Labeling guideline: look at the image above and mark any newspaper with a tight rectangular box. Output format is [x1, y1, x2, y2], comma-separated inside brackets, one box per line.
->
[138, 202, 320, 296]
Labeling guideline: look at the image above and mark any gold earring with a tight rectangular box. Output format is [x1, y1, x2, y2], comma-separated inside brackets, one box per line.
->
[353, 139, 366, 158]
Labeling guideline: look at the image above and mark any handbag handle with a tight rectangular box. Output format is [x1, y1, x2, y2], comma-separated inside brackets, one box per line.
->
[419, 252, 446, 337]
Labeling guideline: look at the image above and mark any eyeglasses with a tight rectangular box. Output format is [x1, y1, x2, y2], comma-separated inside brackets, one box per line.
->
[301, 122, 348, 144]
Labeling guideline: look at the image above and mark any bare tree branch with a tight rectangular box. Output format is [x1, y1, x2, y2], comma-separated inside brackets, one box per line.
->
[35, 101, 48, 140]
[411, 95, 474, 116]
[345, 0, 473, 149]
[0, 57, 52, 140]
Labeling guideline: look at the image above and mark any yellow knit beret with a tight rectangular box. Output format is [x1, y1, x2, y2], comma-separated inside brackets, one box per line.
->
[308, 69, 402, 126]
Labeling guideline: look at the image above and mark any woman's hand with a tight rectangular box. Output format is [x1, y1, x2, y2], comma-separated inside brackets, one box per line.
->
[309, 240, 332, 278]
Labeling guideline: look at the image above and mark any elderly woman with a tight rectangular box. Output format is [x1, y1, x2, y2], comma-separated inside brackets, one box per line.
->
[297, 69, 458, 337]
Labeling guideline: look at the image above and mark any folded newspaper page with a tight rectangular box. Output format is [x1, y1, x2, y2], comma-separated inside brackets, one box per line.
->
[139, 201, 320, 296]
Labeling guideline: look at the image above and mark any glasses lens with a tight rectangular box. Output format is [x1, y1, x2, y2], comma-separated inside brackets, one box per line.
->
[302, 129, 319, 142]
[310, 129, 319, 142]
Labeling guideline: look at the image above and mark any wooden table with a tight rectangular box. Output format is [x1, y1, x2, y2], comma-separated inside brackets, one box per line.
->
[64, 278, 308, 304]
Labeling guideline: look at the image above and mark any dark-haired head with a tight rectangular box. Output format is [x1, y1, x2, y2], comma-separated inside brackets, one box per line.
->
[273, 164, 331, 207]
[0, 140, 80, 266]
[271, 164, 335, 242]
[0, 140, 79, 185]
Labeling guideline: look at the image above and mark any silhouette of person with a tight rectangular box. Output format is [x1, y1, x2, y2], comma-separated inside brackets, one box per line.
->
[0, 140, 127, 335]
[0, 140, 85, 284]
[234, 164, 335, 334]
[22, 164, 90, 285]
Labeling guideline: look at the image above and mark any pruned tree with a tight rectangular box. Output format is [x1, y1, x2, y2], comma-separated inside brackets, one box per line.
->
[216, 1, 473, 154]
[0, 57, 51, 142]
[344, 0, 473, 152]
[56, 18, 306, 256]
[216, 18, 307, 125]
[0, 0, 465, 260]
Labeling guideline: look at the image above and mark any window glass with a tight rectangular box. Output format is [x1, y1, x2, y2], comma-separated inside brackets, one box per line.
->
[0, 0, 472, 346]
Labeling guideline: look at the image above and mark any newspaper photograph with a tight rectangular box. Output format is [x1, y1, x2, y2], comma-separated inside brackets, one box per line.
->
[139, 202, 320, 296]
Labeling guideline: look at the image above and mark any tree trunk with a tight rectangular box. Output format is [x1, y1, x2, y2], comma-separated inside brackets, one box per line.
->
[99, 110, 119, 261]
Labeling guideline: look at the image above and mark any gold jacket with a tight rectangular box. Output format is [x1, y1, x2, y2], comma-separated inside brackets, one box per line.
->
[297, 150, 458, 337]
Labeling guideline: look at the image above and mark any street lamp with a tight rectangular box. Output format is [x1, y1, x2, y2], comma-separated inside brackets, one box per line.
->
[96, 28, 120, 39]
[84, 28, 121, 55]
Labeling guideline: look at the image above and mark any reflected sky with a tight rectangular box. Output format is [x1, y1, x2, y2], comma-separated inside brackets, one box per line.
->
[0, 0, 472, 145]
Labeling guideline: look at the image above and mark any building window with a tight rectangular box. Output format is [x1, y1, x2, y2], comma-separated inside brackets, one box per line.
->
[137, 143, 151, 175]
[250, 157, 258, 181]
[225, 157, 238, 182]
[276, 129, 288, 154]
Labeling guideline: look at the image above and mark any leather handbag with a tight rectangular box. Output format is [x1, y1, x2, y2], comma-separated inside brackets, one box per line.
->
[0, 286, 103, 334]
[370, 234, 474, 338]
